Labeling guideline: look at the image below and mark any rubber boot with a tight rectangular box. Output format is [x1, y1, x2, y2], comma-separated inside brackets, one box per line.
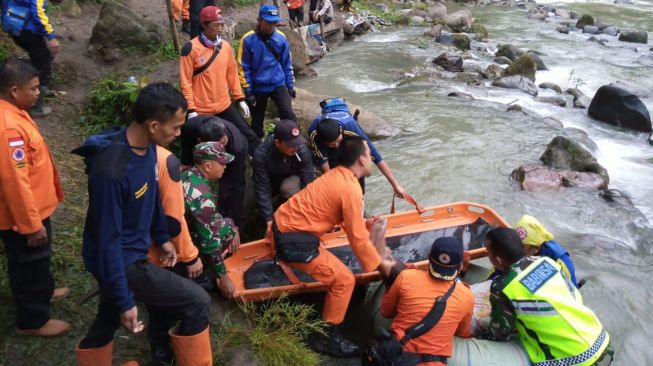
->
[310, 324, 360, 358]
[181, 20, 190, 35]
[169, 326, 212, 366]
[76, 341, 139, 366]
[30, 86, 52, 117]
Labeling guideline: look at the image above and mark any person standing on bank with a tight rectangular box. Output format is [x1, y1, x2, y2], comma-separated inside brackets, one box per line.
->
[1, 0, 61, 116]
[0, 58, 69, 338]
[253, 119, 314, 231]
[73, 83, 212, 366]
[180, 5, 260, 156]
[237, 4, 297, 138]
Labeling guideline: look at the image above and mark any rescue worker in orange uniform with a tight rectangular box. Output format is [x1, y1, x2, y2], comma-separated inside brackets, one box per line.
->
[172, 0, 191, 34]
[0, 58, 70, 337]
[380, 237, 474, 365]
[179, 5, 260, 156]
[272, 135, 395, 357]
[145, 145, 204, 365]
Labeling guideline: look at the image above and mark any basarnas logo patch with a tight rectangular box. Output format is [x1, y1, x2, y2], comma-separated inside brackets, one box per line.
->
[11, 147, 25, 162]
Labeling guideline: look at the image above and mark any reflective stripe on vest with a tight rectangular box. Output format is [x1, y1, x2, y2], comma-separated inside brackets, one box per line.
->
[503, 257, 609, 366]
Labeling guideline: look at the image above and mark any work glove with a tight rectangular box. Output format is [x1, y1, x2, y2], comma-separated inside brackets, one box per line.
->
[187, 110, 198, 119]
[288, 88, 296, 99]
[238, 100, 250, 119]
[245, 93, 257, 108]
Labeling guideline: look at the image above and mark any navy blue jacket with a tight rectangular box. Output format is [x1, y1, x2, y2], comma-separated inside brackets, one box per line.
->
[237, 29, 294, 94]
[72, 128, 169, 312]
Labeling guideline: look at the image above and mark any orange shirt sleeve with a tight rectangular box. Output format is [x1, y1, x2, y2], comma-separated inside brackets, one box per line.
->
[454, 287, 474, 338]
[381, 271, 403, 318]
[0, 124, 42, 234]
[225, 43, 244, 101]
[179, 45, 196, 111]
[340, 181, 381, 273]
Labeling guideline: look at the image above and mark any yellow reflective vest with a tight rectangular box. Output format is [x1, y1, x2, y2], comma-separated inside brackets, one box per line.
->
[502, 257, 609, 366]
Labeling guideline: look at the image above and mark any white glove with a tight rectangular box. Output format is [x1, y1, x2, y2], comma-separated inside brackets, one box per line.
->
[239, 101, 250, 119]
[188, 111, 198, 119]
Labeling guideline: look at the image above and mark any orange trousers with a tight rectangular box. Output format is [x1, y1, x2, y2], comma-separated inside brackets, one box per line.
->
[289, 247, 355, 325]
[172, 0, 190, 21]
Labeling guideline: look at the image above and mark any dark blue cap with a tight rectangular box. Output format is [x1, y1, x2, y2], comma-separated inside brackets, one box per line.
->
[428, 237, 463, 280]
[259, 4, 281, 23]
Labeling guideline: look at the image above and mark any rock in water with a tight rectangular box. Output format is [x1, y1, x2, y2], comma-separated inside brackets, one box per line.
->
[427, 4, 447, 20]
[446, 10, 473, 32]
[452, 34, 470, 51]
[559, 170, 607, 190]
[510, 165, 562, 191]
[618, 30, 648, 44]
[583, 25, 600, 34]
[436, 31, 454, 46]
[496, 44, 524, 61]
[494, 56, 512, 65]
[535, 96, 567, 107]
[527, 51, 548, 70]
[602, 26, 618, 36]
[502, 54, 537, 81]
[484, 64, 504, 80]
[539, 82, 562, 93]
[470, 24, 489, 41]
[564, 88, 591, 108]
[424, 24, 443, 38]
[575, 14, 594, 29]
[492, 75, 538, 96]
[90, 2, 163, 51]
[556, 25, 569, 34]
[588, 85, 652, 132]
[564, 127, 599, 152]
[540, 135, 610, 185]
[432, 52, 463, 72]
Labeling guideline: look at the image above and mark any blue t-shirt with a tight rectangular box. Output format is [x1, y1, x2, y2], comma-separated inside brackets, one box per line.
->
[74, 128, 169, 312]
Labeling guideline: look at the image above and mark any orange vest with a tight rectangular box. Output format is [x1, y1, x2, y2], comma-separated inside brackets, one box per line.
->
[0, 100, 63, 234]
[287, 0, 305, 10]
[148, 146, 199, 264]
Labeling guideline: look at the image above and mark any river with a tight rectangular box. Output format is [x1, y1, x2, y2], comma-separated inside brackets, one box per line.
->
[298, 1, 653, 364]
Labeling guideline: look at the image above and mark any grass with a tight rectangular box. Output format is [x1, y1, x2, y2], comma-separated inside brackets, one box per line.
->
[78, 76, 142, 136]
[234, 0, 261, 8]
[0, 34, 18, 62]
[353, 0, 403, 23]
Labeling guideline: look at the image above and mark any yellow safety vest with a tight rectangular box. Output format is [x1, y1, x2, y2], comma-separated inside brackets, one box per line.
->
[502, 257, 609, 366]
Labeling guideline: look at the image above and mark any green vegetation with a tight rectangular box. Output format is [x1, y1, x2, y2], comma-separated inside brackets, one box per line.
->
[471, 23, 489, 41]
[79, 76, 142, 136]
[154, 40, 180, 62]
[0, 34, 17, 62]
[234, 0, 260, 8]
[452, 34, 470, 51]
[575, 14, 594, 28]
[216, 296, 326, 366]
[504, 54, 537, 81]
[353, 0, 403, 23]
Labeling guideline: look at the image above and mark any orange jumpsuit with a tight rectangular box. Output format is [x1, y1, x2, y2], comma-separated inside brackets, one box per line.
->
[148, 146, 199, 265]
[273, 166, 381, 324]
[381, 269, 474, 366]
[179, 37, 245, 115]
[0, 100, 63, 234]
[172, 0, 189, 21]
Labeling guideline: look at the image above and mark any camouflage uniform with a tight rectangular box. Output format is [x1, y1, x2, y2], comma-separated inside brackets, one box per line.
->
[182, 166, 236, 276]
[477, 256, 538, 341]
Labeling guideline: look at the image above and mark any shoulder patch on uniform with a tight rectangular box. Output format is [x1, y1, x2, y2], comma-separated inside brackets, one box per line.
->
[165, 215, 182, 237]
[181, 42, 193, 56]
[166, 153, 181, 182]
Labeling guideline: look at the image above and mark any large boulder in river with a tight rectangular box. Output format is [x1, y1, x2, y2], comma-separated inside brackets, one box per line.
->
[587, 84, 652, 132]
[496, 44, 524, 61]
[511, 165, 562, 191]
[540, 135, 610, 185]
[283, 28, 317, 78]
[446, 10, 473, 32]
[492, 75, 538, 96]
[618, 30, 648, 44]
[575, 14, 594, 29]
[293, 88, 400, 138]
[432, 52, 463, 72]
[502, 54, 536, 81]
[526, 51, 548, 71]
[427, 4, 447, 20]
[90, 2, 163, 51]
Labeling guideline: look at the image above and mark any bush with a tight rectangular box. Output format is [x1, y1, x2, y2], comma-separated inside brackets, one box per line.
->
[471, 23, 488, 41]
[79, 76, 142, 136]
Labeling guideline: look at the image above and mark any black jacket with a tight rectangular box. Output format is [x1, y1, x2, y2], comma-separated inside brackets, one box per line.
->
[253, 134, 315, 221]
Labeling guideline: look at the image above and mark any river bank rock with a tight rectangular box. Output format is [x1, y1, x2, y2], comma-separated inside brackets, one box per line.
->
[575, 14, 594, 29]
[453, 34, 471, 50]
[564, 127, 599, 152]
[564, 88, 591, 108]
[446, 9, 474, 32]
[539, 82, 562, 93]
[424, 24, 443, 38]
[496, 44, 524, 61]
[556, 25, 570, 34]
[583, 25, 600, 34]
[494, 56, 512, 65]
[602, 26, 618, 36]
[526, 51, 547, 71]
[619, 30, 648, 44]
[588, 84, 652, 132]
[511, 165, 562, 191]
[293, 88, 400, 138]
[427, 3, 448, 20]
[284, 28, 317, 78]
[432, 52, 463, 72]
[437, 31, 454, 46]
[90, 2, 163, 51]
[484, 63, 504, 80]
[503, 54, 536, 81]
[536, 96, 567, 107]
[540, 135, 610, 186]
[493, 75, 538, 96]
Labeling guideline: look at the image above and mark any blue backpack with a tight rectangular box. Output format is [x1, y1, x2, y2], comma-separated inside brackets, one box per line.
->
[319, 97, 360, 120]
[1, 1, 30, 36]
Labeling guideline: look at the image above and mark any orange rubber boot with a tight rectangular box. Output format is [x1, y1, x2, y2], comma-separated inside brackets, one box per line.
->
[76, 341, 139, 366]
[169, 326, 212, 366]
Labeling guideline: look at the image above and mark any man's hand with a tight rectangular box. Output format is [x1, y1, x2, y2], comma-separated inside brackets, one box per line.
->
[48, 38, 60, 56]
[238, 100, 250, 119]
[229, 229, 241, 254]
[217, 274, 236, 299]
[378, 255, 397, 278]
[26, 226, 48, 247]
[393, 184, 406, 199]
[186, 258, 203, 279]
[121, 306, 144, 333]
[159, 242, 177, 267]
[288, 88, 296, 99]
[246, 93, 256, 108]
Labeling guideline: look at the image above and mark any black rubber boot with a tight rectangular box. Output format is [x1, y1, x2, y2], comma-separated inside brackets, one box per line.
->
[30, 86, 52, 117]
[150, 342, 174, 366]
[310, 324, 360, 358]
[181, 20, 190, 35]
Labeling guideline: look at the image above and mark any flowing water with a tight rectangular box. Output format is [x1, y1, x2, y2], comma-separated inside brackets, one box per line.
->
[298, 2, 653, 363]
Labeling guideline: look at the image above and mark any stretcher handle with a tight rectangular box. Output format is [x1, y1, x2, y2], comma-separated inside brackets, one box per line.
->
[390, 193, 425, 214]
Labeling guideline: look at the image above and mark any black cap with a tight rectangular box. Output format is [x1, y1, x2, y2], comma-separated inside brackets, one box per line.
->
[428, 237, 463, 280]
[274, 119, 306, 147]
[315, 118, 342, 143]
